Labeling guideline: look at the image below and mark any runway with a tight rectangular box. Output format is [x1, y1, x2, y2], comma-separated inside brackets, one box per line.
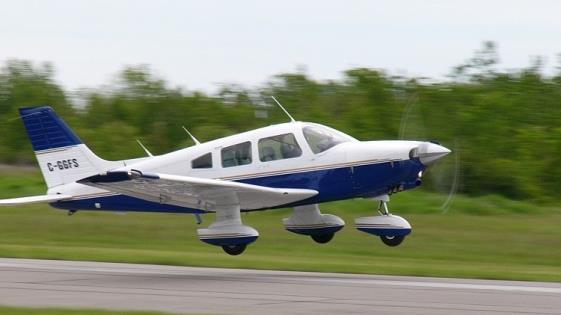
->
[0, 258, 560, 314]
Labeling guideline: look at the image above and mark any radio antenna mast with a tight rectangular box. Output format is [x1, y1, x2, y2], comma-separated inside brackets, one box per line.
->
[182, 126, 201, 145]
[271, 96, 296, 123]
[135, 139, 153, 157]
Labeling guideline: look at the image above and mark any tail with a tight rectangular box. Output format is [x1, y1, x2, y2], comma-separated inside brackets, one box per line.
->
[19, 106, 119, 188]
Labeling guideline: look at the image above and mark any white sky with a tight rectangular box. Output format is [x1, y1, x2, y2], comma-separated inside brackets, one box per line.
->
[1, 0, 561, 93]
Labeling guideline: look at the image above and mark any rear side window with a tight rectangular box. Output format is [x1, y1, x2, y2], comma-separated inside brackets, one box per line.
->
[221, 142, 252, 167]
[259, 133, 302, 162]
[191, 153, 212, 169]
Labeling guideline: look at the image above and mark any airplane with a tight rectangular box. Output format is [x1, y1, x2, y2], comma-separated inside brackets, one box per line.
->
[0, 100, 450, 255]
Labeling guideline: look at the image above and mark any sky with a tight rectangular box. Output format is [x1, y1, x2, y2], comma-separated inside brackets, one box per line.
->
[1, 0, 561, 93]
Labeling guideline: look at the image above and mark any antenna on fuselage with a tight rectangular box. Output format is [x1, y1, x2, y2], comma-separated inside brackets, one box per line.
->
[135, 139, 153, 157]
[271, 96, 296, 123]
[182, 126, 201, 145]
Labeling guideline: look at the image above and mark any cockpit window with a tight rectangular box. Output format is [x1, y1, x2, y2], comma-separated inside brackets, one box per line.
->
[259, 133, 302, 162]
[303, 126, 350, 154]
[221, 141, 252, 167]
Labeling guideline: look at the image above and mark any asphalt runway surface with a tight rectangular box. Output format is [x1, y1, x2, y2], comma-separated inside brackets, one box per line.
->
[0, 258, 560, 314]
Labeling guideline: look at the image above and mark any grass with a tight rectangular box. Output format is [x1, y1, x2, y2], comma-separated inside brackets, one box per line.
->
[1, 169, 561, 282]
[0, 306, 183, 315]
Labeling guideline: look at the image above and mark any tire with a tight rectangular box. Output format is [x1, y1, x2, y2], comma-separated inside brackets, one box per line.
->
[222, 244, 247, 255]
[380, 235, 405, 247]
[311, 233, 334, 244]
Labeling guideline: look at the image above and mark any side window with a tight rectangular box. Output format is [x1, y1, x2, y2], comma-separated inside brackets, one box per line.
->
[259, 133, 302, 162]
[221, 141, 252, 167]
[191, 153, 212, 169]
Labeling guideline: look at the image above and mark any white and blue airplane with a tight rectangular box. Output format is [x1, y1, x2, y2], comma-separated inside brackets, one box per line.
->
[0, 101, 450, 255]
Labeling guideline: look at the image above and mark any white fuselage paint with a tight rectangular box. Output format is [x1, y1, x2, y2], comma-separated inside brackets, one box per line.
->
[48, 122, 430, 202]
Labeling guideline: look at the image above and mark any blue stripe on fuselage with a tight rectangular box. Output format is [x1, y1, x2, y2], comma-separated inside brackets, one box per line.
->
[51, 159, 424, 213]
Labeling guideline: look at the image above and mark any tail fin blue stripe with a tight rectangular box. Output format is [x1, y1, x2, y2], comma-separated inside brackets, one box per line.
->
[19, 106, 82, 151]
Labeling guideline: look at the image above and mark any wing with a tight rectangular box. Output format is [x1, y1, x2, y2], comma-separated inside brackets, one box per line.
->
[0, 194, 72, 206]
[78, 170, 317, 211]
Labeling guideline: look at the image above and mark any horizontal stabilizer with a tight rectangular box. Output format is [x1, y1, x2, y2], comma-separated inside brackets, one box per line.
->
[0, 194, 72, 206]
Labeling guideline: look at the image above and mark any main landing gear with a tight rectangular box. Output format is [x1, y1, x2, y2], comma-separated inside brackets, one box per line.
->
[283, 204, 345, 244]
[355, 195, 411, 247]
[197, 204, 259, 256]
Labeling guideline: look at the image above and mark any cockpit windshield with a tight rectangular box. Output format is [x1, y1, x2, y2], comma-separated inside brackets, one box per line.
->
[303, 125, 352, 154]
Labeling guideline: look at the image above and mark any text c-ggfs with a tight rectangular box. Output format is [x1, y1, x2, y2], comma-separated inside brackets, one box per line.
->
[47, 159, 79, 172]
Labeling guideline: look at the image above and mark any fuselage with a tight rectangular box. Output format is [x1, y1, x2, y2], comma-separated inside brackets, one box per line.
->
[50, 122, 448, 213]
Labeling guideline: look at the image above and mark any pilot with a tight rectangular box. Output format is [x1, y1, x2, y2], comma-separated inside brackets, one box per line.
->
[281, 142, 301, 159]
[237, 149, 252, 165]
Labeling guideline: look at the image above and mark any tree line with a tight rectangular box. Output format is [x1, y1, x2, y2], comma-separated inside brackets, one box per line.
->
[1, 42, 561, 201]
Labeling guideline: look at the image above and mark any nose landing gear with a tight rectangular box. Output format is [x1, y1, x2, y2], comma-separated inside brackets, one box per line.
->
[355, 195, 411, 247]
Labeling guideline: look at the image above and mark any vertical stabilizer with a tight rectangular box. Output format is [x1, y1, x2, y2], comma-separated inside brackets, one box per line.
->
[19, 106, 119, 188]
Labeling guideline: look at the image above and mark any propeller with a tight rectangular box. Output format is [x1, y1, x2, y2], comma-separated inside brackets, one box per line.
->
[398, 94, 461, 213]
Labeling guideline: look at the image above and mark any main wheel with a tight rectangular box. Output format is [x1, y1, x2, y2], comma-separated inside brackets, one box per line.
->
[380, 235, 405, 247]
[222, 244, 247, 255]
[311, 233, 334, 244]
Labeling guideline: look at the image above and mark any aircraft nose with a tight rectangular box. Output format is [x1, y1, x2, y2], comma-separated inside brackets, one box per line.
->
[417, 142, 451, 165]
